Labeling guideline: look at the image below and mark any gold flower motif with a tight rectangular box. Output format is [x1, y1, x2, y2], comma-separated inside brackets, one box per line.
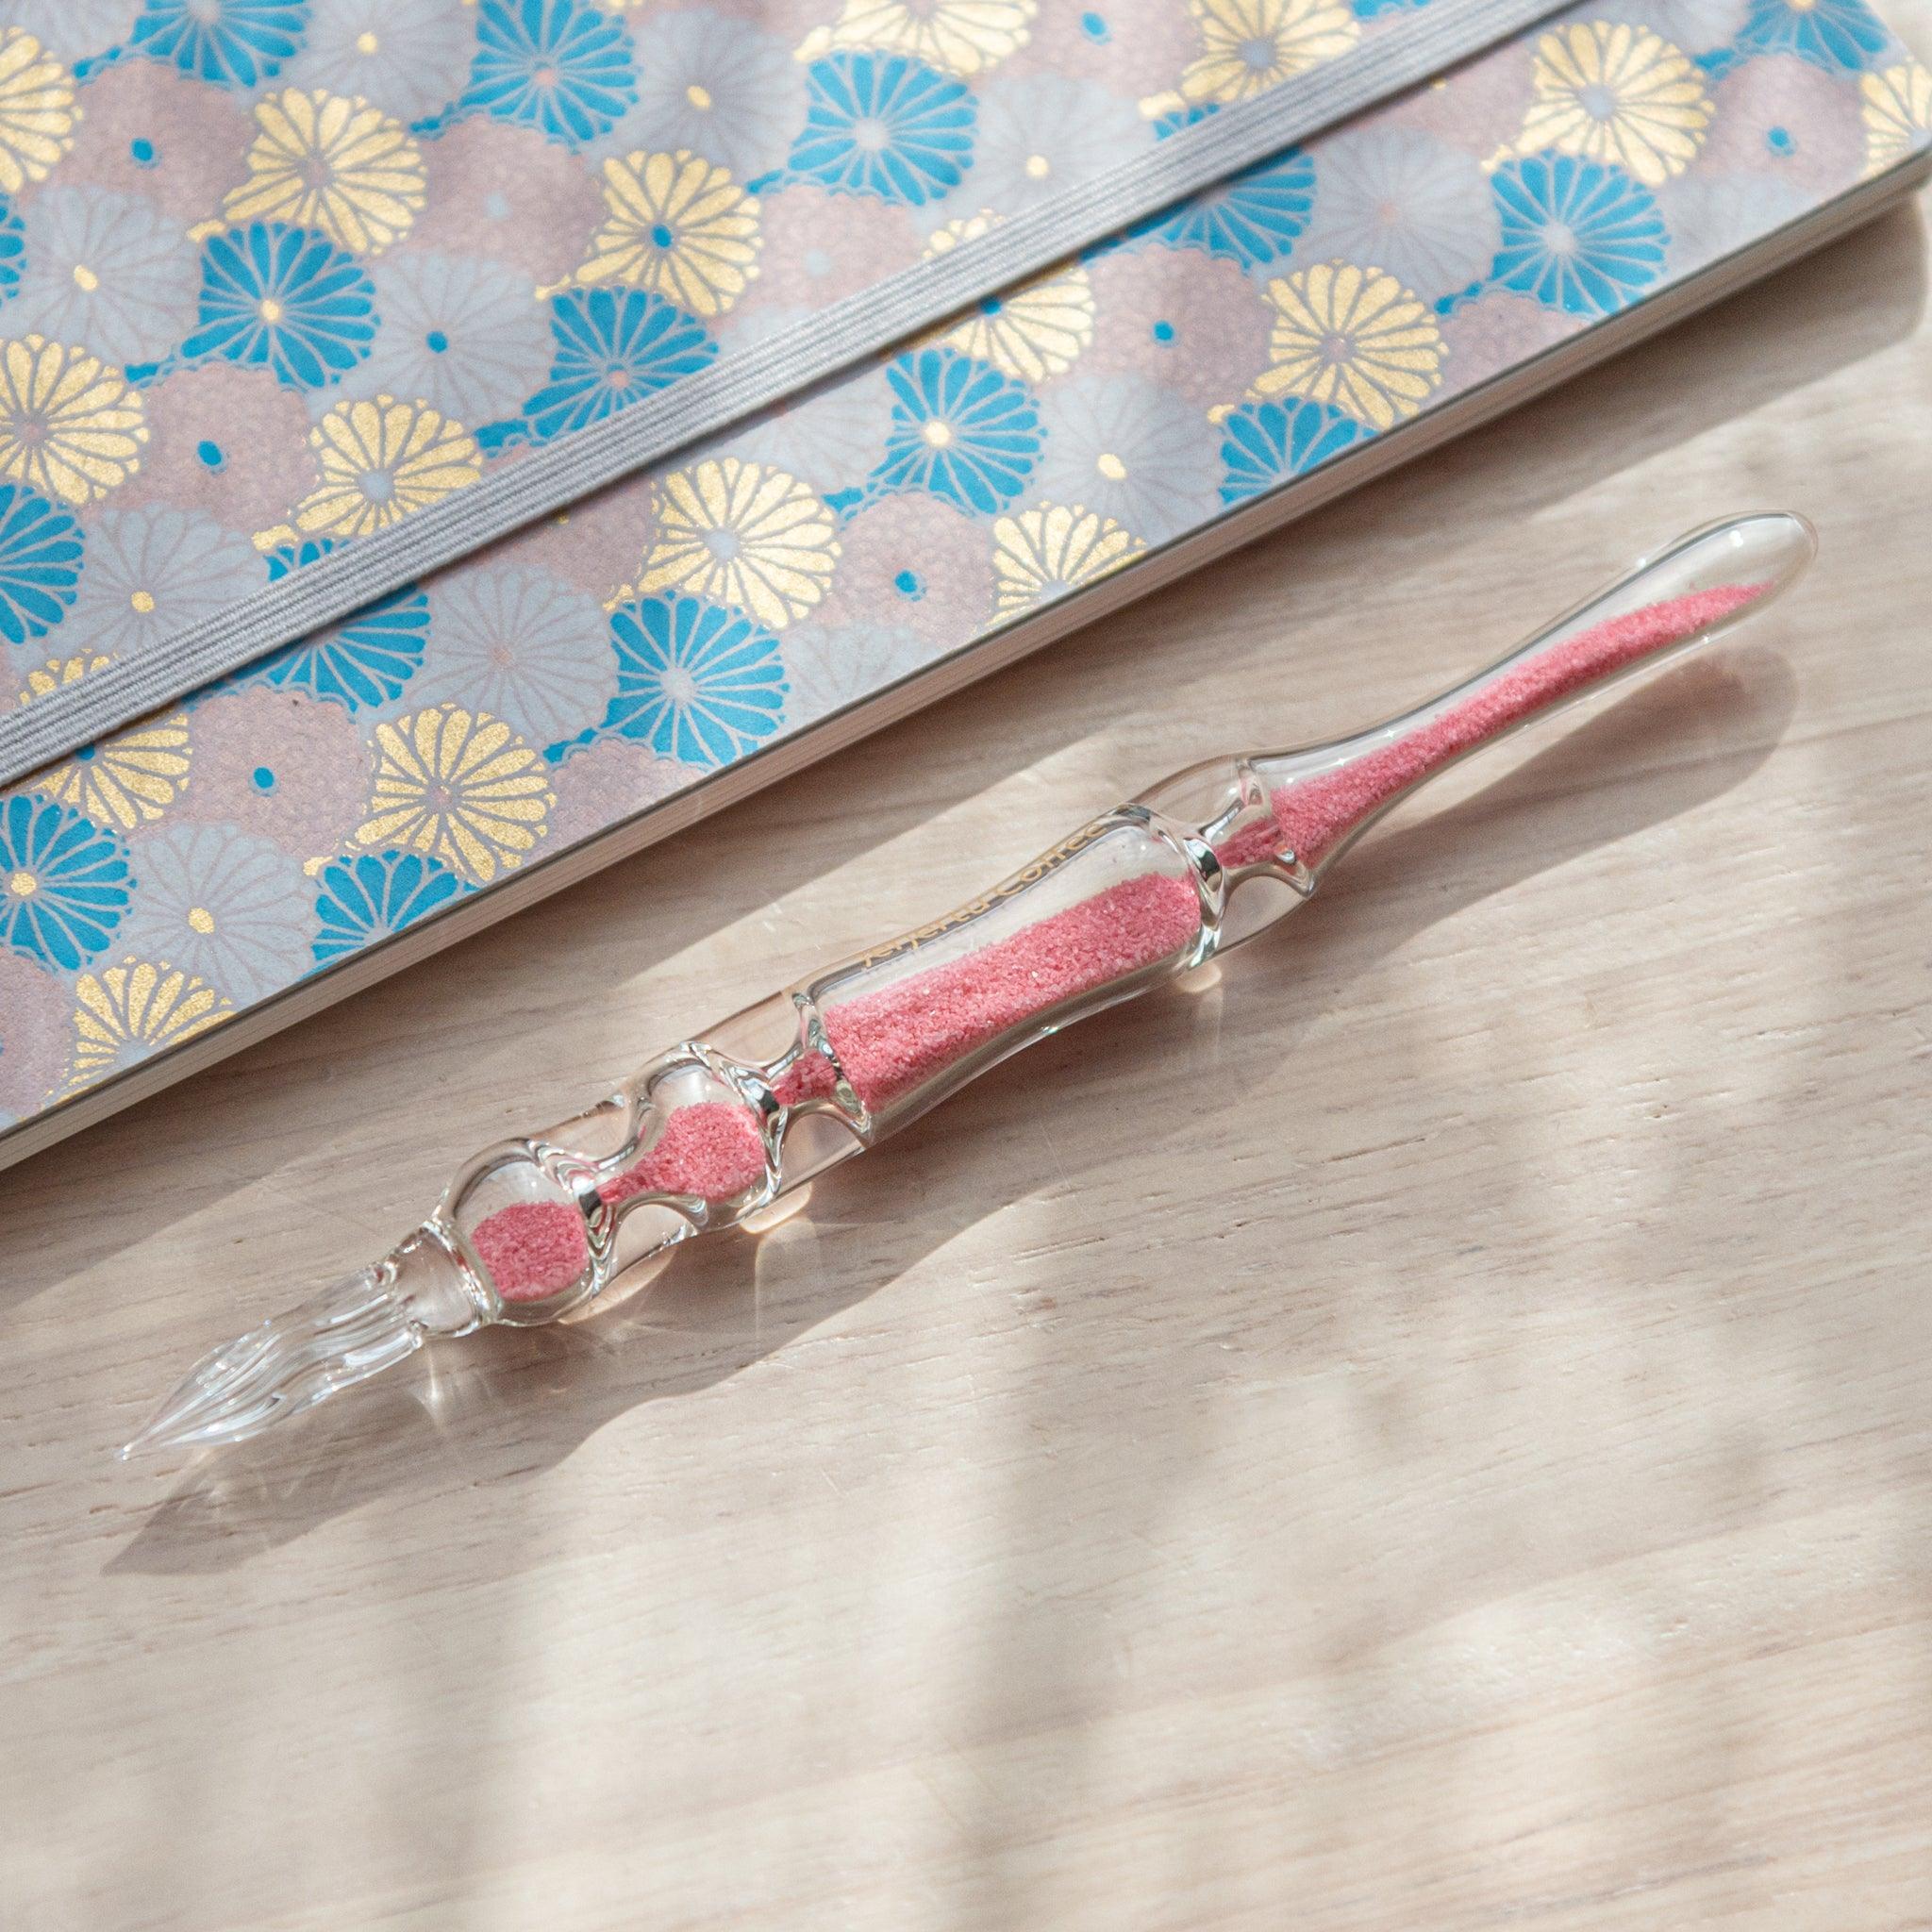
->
[0, 27, 76, 196]
[20, 652, 192, 832]
[1171, 0, 1358, 111]
[795, 0, 1037, 76]
[270, 394, 480, 545]
[635, 458, 839, 630]
[925, 207, 1002, 258]
[68, 960, 233, 1094]
[17, 650, 110, 701]
[941, 272, 1095, 383]
[0, 336, 148, 507]
[222, 89, 426, 256]
[991, 502, 1144, 619]
[1253, 262, 1443, 432]
[927, 217, 1094, 382]
[36, 723, 192, 833]
[1862, 61, 1932, 180]
[1517, 22, 1711, 186]
[358, 706, 555, 885]
[563, 149, 761, 318]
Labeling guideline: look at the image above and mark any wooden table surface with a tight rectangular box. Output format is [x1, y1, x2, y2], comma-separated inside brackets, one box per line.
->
[8, 68, 1932, 1932]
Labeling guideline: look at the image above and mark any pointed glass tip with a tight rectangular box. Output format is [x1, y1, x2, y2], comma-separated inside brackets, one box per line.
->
[119, 1266, 425, 1460]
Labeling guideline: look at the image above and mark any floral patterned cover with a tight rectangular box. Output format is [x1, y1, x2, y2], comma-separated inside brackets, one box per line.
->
[0, 0, 1924, 1136]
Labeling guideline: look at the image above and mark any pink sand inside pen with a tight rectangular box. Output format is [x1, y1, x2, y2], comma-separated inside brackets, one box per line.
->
[470, 1199, 596, 1301]
[475, 583, 1763, 1299]
[477, 872, 1203, 1300]
[1216, 580, 1765, 871]
[773, 869, 1205, 1111]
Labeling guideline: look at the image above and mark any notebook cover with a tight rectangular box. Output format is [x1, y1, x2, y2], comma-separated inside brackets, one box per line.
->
[0, 0, 1926, 1159]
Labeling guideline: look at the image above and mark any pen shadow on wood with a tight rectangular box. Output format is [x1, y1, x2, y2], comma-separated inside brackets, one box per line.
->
[109, 645, 1799, 1576]
[9, 205, 1913, 1330]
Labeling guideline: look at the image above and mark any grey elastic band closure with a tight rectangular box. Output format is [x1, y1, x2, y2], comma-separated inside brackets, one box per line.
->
[3, 0, 1569, 790]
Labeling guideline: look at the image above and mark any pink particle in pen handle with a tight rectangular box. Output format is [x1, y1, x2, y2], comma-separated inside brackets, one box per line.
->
[776, 869, 1205, 1110]
[475, 874, 1202, 1300]
[472, 1104, 771, 1303]
[598, 1100, 769, 1208]
[474, 583, 1766, 1301]
[1215, 582, 1767, 871]
[471, 1200, 595, 1302]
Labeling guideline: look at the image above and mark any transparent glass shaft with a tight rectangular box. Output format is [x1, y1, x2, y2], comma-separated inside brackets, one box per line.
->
[125, 512, 1812, 1454]
[440, 511, 1812, 1326]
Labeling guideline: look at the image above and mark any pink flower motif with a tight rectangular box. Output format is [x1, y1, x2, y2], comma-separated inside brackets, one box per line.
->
[520, 474, 657, 599]
[755, 183, 922, 311]
[809, 493, 993, 648]
[49, 62, 256, 229]
[180, 687, 372, 861]
[114, 363, 318, 535]
[547, 737, 702, 847]
[411, 119, 607, 287]
[1701, 56, 1863, 199]
[1439, 290, 1581, 391]
[0, 952, 69, 1122]
[1385, 41, 1536, 146]
[1003, 0, 1198, 96]
[708, 0, 834, 36]
[1082, 245, 1273, 410]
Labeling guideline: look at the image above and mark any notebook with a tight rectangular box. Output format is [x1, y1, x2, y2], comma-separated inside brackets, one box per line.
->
[0, 0, 1925, 1168]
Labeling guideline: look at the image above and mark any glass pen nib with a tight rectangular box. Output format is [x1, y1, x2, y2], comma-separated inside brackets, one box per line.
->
[118, 1267, 425, 1458]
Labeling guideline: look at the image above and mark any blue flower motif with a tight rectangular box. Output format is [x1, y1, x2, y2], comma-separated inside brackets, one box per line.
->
[264, 537, 330, 584]
[874, 347, 1041, 516]
[458, 0, 638, 149]
[1734, 0, 1889, 70]
[248, 540, 430, 710]
[1134, 145, 1315, 268]
[1487, 156, 1667, 317]
[125, 0, 310, 92]
[0, 198, 23, 305]
[1353, 0, 1433, 13]
[595, 595, 786, 766]
[0, 796, 131, 972]
[787, 52, 974, 207]
[1218, 399, 1363, 507]
[258, 595, 431, 709]
[311, 850, 467, 964]
[179, 223, 377, 391]
[0, 484, 84, 647]
[1149, 103, 1215, 142]
[480, 288, 716, 450]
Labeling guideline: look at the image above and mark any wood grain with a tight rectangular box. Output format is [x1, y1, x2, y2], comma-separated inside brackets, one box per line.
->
[6, 65, 1932, 1930]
